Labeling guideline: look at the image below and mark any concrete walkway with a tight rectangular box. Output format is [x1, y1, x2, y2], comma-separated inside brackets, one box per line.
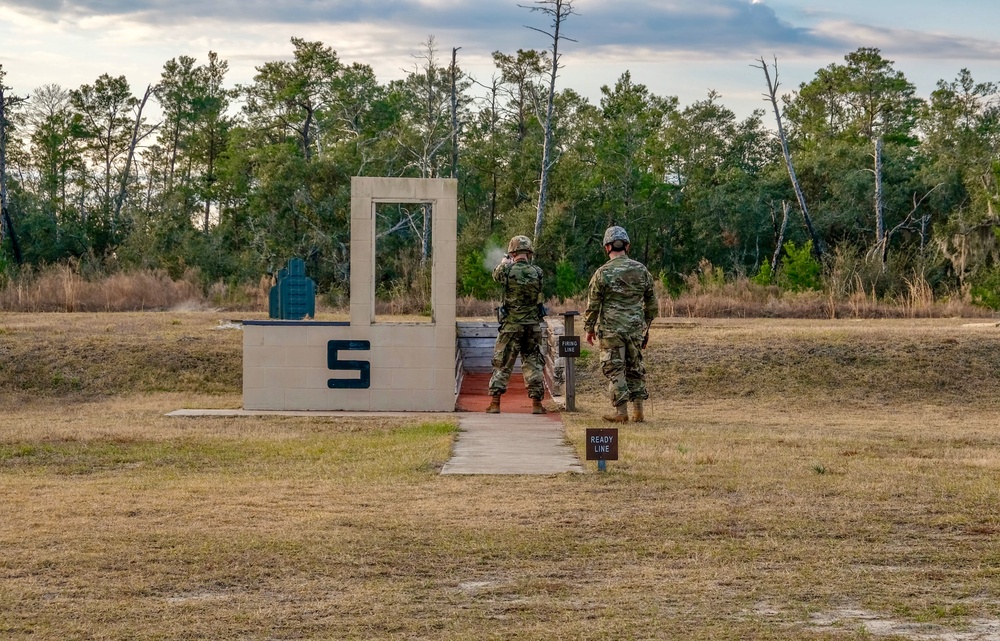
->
[441, 412, 583, 475]
[447, 371, 583, 475]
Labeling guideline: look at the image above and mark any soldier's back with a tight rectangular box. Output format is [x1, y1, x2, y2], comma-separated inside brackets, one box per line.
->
[504, 261, 543, 323]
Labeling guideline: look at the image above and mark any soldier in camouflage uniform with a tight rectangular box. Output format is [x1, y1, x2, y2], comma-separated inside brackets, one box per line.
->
[487, 235, 547, 414]
[584, 226, 657, 423]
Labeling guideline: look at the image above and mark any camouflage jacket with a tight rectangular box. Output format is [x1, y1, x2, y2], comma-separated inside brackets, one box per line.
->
[583, 256, 657, 335]
[494, 259, 544, 325]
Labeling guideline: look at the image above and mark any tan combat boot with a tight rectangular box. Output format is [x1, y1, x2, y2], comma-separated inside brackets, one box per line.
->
[602, 402, 629, 423]
[631, 399, 644, 423]
[485, 395, 501, 414]
[531, 399, 547, 415]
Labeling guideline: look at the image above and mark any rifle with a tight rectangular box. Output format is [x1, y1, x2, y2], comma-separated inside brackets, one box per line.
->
[495, 255, 511, 324]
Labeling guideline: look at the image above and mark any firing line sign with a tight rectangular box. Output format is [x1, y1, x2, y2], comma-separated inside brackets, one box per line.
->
[558, 335, 581, 358]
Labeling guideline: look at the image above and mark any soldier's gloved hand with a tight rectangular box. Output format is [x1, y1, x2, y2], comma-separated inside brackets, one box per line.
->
[586, 331, 596, 346]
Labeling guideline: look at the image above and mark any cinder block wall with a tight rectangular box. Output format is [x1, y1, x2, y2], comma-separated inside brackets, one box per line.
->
[243, 177, 458, 412]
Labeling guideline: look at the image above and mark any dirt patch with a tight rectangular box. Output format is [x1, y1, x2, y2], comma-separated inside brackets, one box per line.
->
[809, 608, 1000, 640]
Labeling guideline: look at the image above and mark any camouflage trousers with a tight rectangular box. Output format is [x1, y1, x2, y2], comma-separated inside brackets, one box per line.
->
[488, 323, 545, 399]
[598, 330, 648, 407]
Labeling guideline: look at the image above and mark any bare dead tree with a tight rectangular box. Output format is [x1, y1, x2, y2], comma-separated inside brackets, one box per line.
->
[376, 205, 422, 241]
[521, 0, 577, 243]
[0, 67, 26, 264]
[863, 134, 945, 268]
[754, 56, 824, 260]
[450, 47, 461, 180]
[772, 201, 791, 271]
[873, 137, 885, 251]
[112, 84, 159, 233]
[869, 183, 943, 267]
[866, 136, 893, 270]
[0, 79, 11, 256]
[470, 72, 504, 230]
[397, 37, 455, 264]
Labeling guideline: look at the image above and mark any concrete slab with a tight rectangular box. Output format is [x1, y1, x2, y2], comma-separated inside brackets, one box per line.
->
[442, 413, 583, 475]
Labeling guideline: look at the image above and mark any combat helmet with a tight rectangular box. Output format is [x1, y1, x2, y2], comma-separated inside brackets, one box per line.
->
[602, 225, 630, 246]
[507, 235, 534, 255]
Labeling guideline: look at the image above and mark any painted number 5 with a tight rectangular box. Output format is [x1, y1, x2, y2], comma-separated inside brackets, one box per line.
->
[327, 340, 371, 389]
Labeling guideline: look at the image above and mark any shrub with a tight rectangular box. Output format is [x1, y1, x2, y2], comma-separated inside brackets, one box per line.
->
[970, 265, 1000, 309]
[780, 241, 822, 292]
[0, 264, 205, 312]
[554, 259, 583, 301]
[690, 258, 726, 291]
[458, 249, 495, 298]
[751, 260, 773, 286]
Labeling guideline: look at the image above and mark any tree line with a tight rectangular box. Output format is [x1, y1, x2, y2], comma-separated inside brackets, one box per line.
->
[2, 35, 1000, 308]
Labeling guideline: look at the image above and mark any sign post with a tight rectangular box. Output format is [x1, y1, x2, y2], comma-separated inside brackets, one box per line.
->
[560, 311, 581, 411]
[585, 428, 619, 472]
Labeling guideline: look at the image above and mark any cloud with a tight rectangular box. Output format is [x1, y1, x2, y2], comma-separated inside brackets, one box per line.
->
[5, 0, 1000, 100]
[8, 0, 1000, 63]
[2, 0, 844, 57]
[575, 0, 842, 54]
[1, 0, 521, 28]
[813, 21, 1000, 61]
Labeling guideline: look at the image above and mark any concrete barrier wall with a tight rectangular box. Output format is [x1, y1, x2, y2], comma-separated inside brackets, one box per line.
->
[243, 177, 458, 412]
[243, 320, 458, 411]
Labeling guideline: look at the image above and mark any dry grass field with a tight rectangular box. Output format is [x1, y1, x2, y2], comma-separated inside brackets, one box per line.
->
[2, 312, 1000, 640]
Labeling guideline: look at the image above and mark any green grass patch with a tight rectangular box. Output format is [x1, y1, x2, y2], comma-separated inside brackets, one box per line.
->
[1, 421, 456, 480]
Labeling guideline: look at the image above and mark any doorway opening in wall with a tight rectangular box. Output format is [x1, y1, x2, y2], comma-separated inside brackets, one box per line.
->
[374, 201, 433, 323]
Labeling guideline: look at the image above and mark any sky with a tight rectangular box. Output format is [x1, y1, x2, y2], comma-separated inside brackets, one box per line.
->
[3, 0, 1000, 120]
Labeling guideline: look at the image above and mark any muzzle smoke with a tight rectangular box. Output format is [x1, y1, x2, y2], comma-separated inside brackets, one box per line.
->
[484, 244, 506, 271]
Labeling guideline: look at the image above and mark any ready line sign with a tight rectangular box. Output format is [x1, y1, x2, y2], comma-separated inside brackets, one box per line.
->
[585, 428, 619, 461]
